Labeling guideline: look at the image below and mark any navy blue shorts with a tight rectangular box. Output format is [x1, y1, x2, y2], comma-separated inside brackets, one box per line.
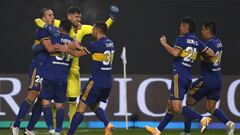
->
[39, 79, 67, 103]
[80, 79, 111, 106]
[28, 60, 43, 91]
[170, 73, 192, 101]
[188, 76, 221, 101]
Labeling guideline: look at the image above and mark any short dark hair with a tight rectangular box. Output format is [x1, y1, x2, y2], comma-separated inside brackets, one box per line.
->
[182, 17, 196, 33]
[40, 8, 51, 18]
[94, 21, 107, 34]
[67, 6, 82, 15]
[60, 20, 72, 33]
[203, 22, 216, 34]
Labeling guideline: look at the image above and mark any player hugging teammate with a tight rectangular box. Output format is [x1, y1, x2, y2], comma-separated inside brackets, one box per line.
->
[11, 5, 119, 135]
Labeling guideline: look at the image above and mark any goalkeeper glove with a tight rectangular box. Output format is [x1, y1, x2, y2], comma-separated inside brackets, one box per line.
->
[44, 24, 60, 37]
[109, 5, 119, 22]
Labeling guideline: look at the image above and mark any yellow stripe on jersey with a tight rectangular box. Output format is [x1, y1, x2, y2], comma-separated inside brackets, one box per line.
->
[174, 74, 179, 99]
[202, 47, 209, 52]
[174, 46, 183, 51]
[29, 68, 37, 89]
[92, 53, 108, 62]
[34, 40, 41, 45]
[180, 49, 198, 60]
[82, 80, 94, 101]
[40, 37, 50, 42]
[188, 81, 204, 96]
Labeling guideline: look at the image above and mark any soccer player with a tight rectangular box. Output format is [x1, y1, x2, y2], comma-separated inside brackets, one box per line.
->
[38, 19, 75, 135]
[55, 21, 115, 135]
[145, 17, 216, 135]
[10, 8, 56, 135]
[181, 22, 235, 135]
[34, 5, 119, 124]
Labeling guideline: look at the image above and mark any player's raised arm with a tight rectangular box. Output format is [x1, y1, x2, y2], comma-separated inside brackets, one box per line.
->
[82, 5, 119, 35]
[34, 18, 61, 37]
[160, 35, 181, 57]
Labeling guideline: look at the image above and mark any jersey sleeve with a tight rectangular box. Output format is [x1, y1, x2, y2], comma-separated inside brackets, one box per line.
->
[198, 40, 209, 53]
[84, 42, 97, 54]
[105, 18, 113, 28]
[34, 18, 60, 28]
[36, 28, 50, 41]
[174, 36, 185, 50]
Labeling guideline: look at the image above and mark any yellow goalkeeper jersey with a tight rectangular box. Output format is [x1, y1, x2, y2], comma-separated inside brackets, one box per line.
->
[34, 18, 113, 97]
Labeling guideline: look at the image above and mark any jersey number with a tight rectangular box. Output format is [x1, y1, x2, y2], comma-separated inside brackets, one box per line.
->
[103, 50, 115, 66]
[183, 47, 197, 63]
[213, 50, 222, 67]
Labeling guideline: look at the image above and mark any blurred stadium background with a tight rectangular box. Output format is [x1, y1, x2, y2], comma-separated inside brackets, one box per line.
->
[0, 0, 240, 134]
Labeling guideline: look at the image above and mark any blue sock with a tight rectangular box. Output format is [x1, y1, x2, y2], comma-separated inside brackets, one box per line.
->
[212, 109, 229, 124]
[68, 112, 84, 135]
[55, 108, 64, 133]
[43, 106, 53, 130]
[94, 108, 109, 127]
[184, 117, 192, 133]
[14, 99, 33, 127]
[182, 106, 203, 121]
[27, 99, 42, 131]
[157, 112, 174, 132]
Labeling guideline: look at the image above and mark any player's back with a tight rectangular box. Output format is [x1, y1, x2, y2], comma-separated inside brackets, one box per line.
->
[42, 33, 73, 83]
[174, 33, 208, 79]
[86, 37, 115, 88]
[200, 36, 223, 74]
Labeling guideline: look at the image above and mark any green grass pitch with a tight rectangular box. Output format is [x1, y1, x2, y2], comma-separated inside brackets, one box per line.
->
[2, 128, 240, 135]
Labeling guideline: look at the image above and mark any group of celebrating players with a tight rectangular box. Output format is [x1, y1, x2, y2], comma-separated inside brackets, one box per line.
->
[10, 5, 118, 135]
[9, 3, 236, 135]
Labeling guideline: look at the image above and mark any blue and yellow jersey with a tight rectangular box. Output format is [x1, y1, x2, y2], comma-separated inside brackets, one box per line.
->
[173, 33, 208, 77]
[200, 36, 223, 73]
[34, 28, 50, 64]
[84, 37, 115, 88]
[42, 33, 74, 83]
[34, 18, 113, 97]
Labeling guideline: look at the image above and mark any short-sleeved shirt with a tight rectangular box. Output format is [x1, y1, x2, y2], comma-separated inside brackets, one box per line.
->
[34, 28, 50, 63]
[84, 37, 115, 88]
[42, 33, 74, 83]
[173, 33, 209, 79]
[200, 36, 223, 74]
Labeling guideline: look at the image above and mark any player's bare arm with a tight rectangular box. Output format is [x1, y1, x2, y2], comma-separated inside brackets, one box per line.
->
[205, 48, 215, 58]
[160, 35, 181, 57]
[55, 44, 87, 57]
[42, 39, 57, 53]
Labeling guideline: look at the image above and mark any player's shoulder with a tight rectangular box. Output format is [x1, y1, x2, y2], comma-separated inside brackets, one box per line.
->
[176, 34, 185, 39]
[35, 27, 49, 36]
[211, 36, 223, 49]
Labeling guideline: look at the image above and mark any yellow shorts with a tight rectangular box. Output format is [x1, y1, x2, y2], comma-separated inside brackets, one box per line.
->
[66, 69, 81, 98]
